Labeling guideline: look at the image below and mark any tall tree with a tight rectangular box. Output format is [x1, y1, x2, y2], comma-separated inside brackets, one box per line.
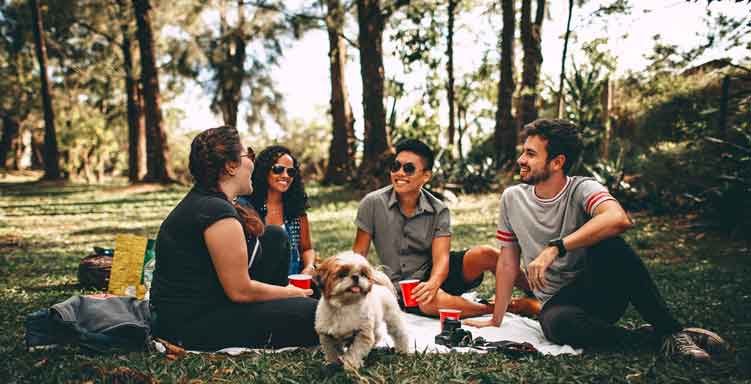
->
[29, 0, 60, 179]
[355, 0, 408, 188]
[210, 0, 246, 128]
[116, 0, 147, 181]
[446, 0, 457, 146]
[322, 0, 355, 185]
[494, 0, 516, 168]
[519, 0, 545, 126]
[133, 0, 172, 182]
[557, 0, 574, 118]
[0, 112, 20, 168]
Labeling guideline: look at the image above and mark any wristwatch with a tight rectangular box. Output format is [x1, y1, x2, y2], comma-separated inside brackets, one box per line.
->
[547, 239, 567, 258]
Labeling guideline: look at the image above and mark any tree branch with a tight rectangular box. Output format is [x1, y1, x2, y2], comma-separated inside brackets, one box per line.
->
[75, 20, 119, 46]
[382, 0, 410, 19]
[239, 0, 358, 48]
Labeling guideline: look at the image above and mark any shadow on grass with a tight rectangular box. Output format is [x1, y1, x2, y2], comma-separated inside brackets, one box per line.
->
[307, 184, 364, 209]
[1, 195, 181, 211]
[24, 283, 81, 294]
[70, 226, 155, 237]
[0, 180, 101, 197]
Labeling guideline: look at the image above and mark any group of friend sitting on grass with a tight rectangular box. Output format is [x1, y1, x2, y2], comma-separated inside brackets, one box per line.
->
[149, 118, 727, 362]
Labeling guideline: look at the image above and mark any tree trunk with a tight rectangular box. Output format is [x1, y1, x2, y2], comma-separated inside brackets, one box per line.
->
[519, 0, 545, 126]
[556, 0, 574, 118]
[446, 0, 457, 146]
[133, 0, 173, 182]
[600, 77, 612, 160]
[355, 0, 392, 188]
[323, 0, 356, 185]
[118, 0, 147, 182]
[0, 113, 20, 169]
[494, 0, 516, 169]
[214, 0, 246, 128]
[29, 0, 61, 180]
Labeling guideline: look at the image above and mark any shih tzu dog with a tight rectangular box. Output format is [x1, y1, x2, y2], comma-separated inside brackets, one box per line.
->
[314, 251, 409, 371]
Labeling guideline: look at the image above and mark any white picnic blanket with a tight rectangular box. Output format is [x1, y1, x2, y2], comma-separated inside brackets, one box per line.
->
[154, 312, 581, 356]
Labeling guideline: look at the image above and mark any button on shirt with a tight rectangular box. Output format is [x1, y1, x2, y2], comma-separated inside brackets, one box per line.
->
[355, 185, 452, 285]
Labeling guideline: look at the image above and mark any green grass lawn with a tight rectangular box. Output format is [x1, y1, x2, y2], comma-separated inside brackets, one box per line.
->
[1, 175, 749, 383]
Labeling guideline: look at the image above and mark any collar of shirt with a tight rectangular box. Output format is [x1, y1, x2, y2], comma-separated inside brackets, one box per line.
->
[386, 186, 435, 217]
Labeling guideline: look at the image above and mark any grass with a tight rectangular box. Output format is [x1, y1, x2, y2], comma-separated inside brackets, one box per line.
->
[1, 173, 749, 383]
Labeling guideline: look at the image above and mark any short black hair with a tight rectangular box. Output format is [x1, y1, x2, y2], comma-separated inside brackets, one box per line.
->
[521, 119, 582, 174]
[395, 139, 435, 170]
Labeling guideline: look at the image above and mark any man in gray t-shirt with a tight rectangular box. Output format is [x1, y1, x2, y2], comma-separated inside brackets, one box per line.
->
[353, 139, 508, 318]
[466, 119, 723, 362]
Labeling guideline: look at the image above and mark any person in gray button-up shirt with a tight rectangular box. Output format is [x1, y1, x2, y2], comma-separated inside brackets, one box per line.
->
[353, 139, 501, 318]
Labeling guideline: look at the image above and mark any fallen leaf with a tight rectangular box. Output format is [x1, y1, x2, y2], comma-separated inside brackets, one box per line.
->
[33, 358, 48, 368]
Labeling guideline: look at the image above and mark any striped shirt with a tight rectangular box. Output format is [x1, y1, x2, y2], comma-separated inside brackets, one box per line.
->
[496, 177, 616, 305]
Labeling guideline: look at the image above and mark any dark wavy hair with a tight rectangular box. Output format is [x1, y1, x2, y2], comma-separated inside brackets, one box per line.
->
[521, 119, 582, 175]
[248, 145, 309, 219]
[189, 126, 264, 236]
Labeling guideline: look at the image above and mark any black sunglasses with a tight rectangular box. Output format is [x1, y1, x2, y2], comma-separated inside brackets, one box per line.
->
[390, 160, 418, 176]
[241, 146, 255, 162]
[271, 164, 298, 177]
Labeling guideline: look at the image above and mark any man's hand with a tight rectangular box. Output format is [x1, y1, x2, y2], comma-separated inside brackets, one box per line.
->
[526, 246, 557, 292]
[464, 317, 501, 328]
[411, 279, 440, 305]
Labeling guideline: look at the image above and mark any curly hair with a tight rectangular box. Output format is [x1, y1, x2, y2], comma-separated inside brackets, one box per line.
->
[248, 145, 309, 219]
[521, 119, 582, 175]
[189, 126, 264, 236]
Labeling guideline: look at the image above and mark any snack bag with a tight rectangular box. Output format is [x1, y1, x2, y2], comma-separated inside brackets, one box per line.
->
[108, 235, 149, 299]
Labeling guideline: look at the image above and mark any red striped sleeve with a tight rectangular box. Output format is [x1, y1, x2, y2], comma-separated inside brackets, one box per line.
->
[496, 229, 517, 242]
[585, 191, 614, 214]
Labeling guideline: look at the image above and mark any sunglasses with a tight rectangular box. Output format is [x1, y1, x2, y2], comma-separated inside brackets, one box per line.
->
[271, 164, 298, 178]
[241, 146, 255, 162]
[389, 160, 418, 176]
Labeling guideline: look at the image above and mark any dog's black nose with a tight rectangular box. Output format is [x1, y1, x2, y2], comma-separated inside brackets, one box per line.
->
[351, 275, 359, 283]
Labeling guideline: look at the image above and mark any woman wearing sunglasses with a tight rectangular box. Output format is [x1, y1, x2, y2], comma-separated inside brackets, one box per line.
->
[242, 145, 317, 276]
[150, 127, 318, 350]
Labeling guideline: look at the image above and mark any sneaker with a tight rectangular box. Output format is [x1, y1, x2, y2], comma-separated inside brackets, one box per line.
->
[661, 331, 711, 361]
[682, 327, 732, 357]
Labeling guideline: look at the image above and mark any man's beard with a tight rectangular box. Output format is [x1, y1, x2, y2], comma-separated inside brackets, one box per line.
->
[521, 165, 551, 185]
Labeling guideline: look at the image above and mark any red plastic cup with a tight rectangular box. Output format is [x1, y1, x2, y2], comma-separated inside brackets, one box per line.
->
[399, 279, 420, 307]
[288, 274, 312, 289]
[439, 309, 462, 327]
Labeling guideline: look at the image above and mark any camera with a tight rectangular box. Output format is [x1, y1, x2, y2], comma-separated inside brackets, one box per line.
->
[435, 318, 473, 347]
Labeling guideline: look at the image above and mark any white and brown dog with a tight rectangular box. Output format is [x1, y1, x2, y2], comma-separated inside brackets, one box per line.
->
[314, 251, 409, 370]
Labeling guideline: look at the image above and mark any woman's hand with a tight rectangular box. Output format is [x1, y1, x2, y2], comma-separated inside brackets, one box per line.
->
[287, 284, 314, 298]
[300, 265, 316, 276]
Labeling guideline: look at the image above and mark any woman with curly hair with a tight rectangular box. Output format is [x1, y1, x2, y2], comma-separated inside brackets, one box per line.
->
[240, 145, 317, 276]
[150, 127, 318, 350]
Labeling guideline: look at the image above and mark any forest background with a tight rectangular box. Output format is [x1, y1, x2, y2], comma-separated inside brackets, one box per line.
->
[1, 1, 750, 382]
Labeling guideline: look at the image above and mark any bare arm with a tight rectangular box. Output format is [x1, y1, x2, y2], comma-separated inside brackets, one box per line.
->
[528, 199, 633, 291]
[465, 246, 520, 328]
[411, 235, 450, 305]
[205, 218, 311, 303]
[352, 228, 372, 256]
[562, 199, 632, 251]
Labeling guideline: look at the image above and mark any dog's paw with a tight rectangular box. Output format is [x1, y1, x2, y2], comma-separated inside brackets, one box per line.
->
[341, 356, 363, 372]
[322, 361, 343, 376]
